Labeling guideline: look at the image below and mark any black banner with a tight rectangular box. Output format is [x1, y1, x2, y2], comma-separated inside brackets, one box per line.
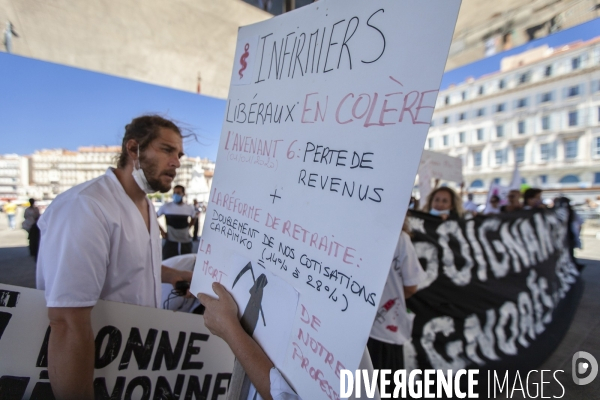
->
[405, 207, 582, 375]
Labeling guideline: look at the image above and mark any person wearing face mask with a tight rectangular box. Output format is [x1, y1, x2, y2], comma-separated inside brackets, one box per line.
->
[157, 185, 197, 260]
[36, 115, 194, 399]
[422, 187, 464, 221]
[523, 188, 544, 210]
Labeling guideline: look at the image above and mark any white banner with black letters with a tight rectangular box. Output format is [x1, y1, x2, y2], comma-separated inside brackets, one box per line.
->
[0, 284, 235, 400]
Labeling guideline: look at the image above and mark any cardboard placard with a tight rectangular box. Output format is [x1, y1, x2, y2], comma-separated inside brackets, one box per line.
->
[0, 284, 234, 399]
[191, 1, 461, 398]
[419, 150, 463, 183]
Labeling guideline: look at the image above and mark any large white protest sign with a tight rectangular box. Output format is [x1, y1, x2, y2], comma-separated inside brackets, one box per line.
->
[418, 150, 463, 183]
[418, 150, 462, 202]
[191, 1, 460, 398]
[0, 284, 234, 399]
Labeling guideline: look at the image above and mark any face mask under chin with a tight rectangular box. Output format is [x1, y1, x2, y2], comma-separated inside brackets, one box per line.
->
[132, 164, 158, 194]
[131, 148, 160, 194]
[430, 208, 450, 217]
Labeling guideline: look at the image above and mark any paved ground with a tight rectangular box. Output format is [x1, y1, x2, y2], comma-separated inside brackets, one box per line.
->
[1, 212, 599, 398]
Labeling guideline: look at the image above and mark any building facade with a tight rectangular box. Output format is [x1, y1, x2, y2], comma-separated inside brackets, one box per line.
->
[30, 147, 119, 199]
[24, 146, 214, 200]
[427, 37, 600, 197]
[0, 154, 29, 200]
[173, 157, 215, 204]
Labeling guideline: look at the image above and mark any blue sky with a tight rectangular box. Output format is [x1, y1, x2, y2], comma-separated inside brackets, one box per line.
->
[1, 17, 598, 160]
[0, 53, 226, 161]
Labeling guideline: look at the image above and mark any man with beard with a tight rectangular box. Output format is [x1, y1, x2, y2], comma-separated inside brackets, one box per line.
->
[36, 115, 193, 399]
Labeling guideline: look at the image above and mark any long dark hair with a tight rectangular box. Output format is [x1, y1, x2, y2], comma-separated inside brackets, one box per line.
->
[422, 187, 464, 217]
[117, 115, 183, 168]
[523, 188, 542, 206]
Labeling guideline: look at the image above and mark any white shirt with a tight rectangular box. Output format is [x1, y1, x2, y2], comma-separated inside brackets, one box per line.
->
[36, 168, 162, 308]
[369, 231, 426, 345]
[483, 205, 501, 214]
[463, 200, 479, 212]
[157, 201, 196, 243]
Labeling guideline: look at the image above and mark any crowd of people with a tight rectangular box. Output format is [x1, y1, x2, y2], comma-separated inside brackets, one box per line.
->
[415, 184, 587, 220]
[359, 184, 588, 396]
[2, 189, 206, 264]
[1, 114, 586, 399]
[412, 184, 586, 271]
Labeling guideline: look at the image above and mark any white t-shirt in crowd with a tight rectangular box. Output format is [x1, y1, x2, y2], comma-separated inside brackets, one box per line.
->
[369, 231, 426, 345]
[463, 200, 479, 213]
[483, 205, 501, 214]
[157, 201, 196, 243]
[36, 168, 162, 308]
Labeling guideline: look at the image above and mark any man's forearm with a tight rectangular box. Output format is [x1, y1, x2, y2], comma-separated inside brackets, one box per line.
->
[161, 265, 193, 286]
[199, 283, 275, 400]
[48, 307, 95, 400]
[403, 284, 418, 299]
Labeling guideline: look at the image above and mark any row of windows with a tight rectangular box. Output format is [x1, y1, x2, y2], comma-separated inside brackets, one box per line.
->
[441, 53, 593, 107]
[434, 82, 600, 125]
[469, 172, 600, 189]
[0, 162, 21, 168]
[465, 137, 600, 168]
[430, 108, 600, 148]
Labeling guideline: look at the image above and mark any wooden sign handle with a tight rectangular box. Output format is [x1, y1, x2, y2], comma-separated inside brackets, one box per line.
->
[227, 359, 252, 400]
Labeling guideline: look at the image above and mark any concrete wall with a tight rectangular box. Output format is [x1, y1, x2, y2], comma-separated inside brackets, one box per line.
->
[3, 0, 598, 97]
[0, 0, 271, 98]
[448, 0, 600, 70]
